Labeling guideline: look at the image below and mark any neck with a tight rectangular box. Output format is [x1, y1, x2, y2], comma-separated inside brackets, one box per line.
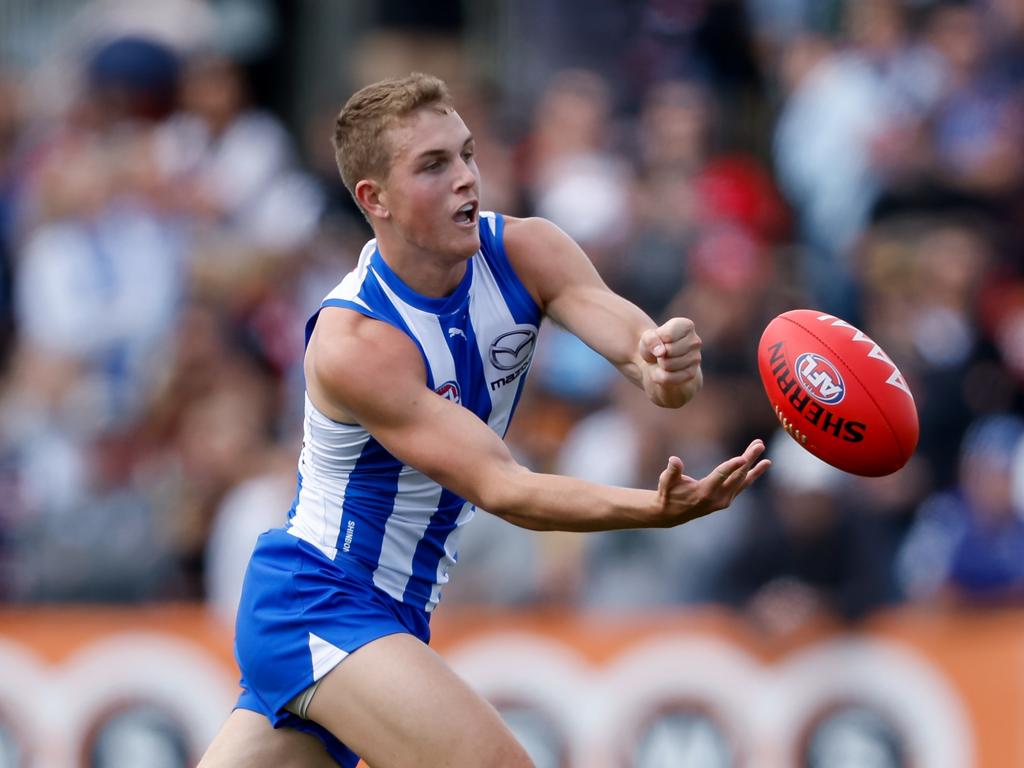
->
[374, 228, 468, 298]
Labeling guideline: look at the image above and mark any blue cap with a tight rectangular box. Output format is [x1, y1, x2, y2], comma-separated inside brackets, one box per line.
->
[87, 35, 180, 94]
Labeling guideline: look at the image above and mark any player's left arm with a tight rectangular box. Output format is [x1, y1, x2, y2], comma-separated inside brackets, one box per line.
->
[504, 215, 702, 408]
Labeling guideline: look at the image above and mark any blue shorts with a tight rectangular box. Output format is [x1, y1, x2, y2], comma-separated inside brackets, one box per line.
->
[234, 527, 432, 767]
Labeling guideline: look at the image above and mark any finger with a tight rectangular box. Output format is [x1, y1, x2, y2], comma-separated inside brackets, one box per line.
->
[725, 452, 773, 493]
[716, 440, 767, 489]
[656, 333, 702, 360]
[655, 350, 702, 372]
[739, 459, 772, 490]
[726, 459, 772, 497]
[721, 463, 756, 493]
[639, 328, 665, 362]
[740, 438, 766, 465]
[665, 455, 685, 478]
[656, 317, 696, 345]
[658, 456, 686, 493]
[708, 455, 748, 488]
[648, 365, 701, 386]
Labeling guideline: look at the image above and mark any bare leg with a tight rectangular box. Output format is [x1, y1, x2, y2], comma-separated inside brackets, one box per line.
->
[306, 633, 533, 768]
[198, 709, 338, 768]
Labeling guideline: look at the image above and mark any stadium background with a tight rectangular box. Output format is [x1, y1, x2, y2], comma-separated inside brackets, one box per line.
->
[1, 0, 1024, 765]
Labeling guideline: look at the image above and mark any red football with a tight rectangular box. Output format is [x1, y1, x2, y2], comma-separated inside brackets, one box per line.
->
[757, 309, 919, 477]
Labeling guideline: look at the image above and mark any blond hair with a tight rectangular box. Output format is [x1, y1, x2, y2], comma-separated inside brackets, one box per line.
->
[333, 73, 454, 205]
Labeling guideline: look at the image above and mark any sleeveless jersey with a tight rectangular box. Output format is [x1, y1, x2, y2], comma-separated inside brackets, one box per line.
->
[285, 212, 541, 612]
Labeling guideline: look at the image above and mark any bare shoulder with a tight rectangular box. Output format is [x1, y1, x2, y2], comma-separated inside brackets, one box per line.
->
[502, 215, 571, 261]
[306, 307, 426, 422]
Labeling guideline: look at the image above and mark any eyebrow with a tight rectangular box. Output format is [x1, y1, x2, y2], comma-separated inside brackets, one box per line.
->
[414, 135, 475, 162]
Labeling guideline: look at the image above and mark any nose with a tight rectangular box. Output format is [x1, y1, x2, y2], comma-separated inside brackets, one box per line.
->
[453, 156, 476, 192]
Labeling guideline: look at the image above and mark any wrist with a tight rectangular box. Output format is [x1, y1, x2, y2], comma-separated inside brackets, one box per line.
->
[646, 368, 702, 408]
[642, 488, 674, 528]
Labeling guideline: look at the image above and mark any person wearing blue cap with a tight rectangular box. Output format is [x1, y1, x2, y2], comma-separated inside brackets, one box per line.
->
[86, 35, 180, 120]
[898, 413, 1024, 603]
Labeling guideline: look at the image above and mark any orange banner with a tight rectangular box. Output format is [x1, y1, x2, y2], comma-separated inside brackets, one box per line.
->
[0, 605, 1020, 767]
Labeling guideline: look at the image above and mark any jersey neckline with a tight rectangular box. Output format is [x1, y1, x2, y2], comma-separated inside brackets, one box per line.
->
[369, 247, 474, 315]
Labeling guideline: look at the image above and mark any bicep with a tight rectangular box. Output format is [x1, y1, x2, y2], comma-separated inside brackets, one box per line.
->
[357, 379, 524, 506]
[308, 311, 523, 508]
[504, 216, 654, 372]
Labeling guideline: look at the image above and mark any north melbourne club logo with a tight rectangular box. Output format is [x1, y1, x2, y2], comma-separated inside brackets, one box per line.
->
[435, 381, 461, 403]
[488, 330, 537, 371]
[795, 352, 845, 405]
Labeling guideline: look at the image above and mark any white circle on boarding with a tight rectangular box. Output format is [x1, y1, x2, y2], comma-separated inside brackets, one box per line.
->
[448, 633, 593, 765]
[496, 703, 568, 768]
[633, 707, 736, 768]
[591, 638, 760, 768]
[58, 633, 239, 764]
[447, 630, 973, 768]
[0, 637, 64, 766]
[802, 703, 906, 768]
[772, 637, 973, 768]
[87, 705, 190, 768]
[0, 718, 23, 768]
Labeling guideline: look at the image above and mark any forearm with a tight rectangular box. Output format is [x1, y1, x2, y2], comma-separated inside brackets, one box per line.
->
[504, 217, 702, 408]
[483, 467, 664, 532]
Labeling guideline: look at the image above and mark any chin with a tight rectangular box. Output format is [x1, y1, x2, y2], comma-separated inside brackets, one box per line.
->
[449, 230, 481, 258]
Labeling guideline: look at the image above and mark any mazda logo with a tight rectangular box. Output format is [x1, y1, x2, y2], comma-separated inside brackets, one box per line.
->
[489, 329, 537, 371]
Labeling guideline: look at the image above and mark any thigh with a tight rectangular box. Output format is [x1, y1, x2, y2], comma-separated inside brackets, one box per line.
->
[198, 709, 338, 768]
[306, 633, 533, 768]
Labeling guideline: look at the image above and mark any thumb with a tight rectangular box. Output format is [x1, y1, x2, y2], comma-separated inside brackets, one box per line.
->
[658, 456, 685, 492]
[639, 328, 666, 363]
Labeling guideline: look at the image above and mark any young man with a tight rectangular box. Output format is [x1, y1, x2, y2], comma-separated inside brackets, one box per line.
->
[199, 73, 770, 768]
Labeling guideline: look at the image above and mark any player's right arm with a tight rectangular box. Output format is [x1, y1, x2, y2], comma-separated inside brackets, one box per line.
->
[306, 308, 769, 532]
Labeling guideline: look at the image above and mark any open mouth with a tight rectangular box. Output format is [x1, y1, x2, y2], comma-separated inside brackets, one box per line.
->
[453, 201, 478, 227]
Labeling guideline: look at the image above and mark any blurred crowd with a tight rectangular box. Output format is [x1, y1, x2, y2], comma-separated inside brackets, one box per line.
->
[1, 0, 1024, 637]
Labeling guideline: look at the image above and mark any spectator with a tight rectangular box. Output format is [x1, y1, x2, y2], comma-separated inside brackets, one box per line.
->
[720, 430, 897, 631]
[925, 0, 1024, 197]
[0, 1, 1020, 616]
[773, 0, 943, 317]
[898, 414, 1024, 605]
[155, 52, 324, 258]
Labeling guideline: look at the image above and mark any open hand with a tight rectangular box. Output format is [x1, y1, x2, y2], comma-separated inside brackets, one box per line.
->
[655, 439, 771, 526]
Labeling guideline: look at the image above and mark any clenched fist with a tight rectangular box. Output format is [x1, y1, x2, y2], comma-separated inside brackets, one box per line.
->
[638, 317, 703, 407]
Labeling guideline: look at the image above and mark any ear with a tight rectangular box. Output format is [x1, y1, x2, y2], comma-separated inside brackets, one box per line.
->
[354, 179, 390, 220]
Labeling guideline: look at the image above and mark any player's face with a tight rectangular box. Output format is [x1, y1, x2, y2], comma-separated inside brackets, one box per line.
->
[380, 107, 481, 259]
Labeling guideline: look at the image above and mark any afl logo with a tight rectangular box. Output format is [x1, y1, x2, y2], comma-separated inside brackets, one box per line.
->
[796, 352, 845, 405]
[435, 381, 461, 404]
[489, 329, 537, 371]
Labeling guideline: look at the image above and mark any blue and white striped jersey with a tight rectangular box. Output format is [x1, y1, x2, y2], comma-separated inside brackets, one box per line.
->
[286, 212, 542, 611]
